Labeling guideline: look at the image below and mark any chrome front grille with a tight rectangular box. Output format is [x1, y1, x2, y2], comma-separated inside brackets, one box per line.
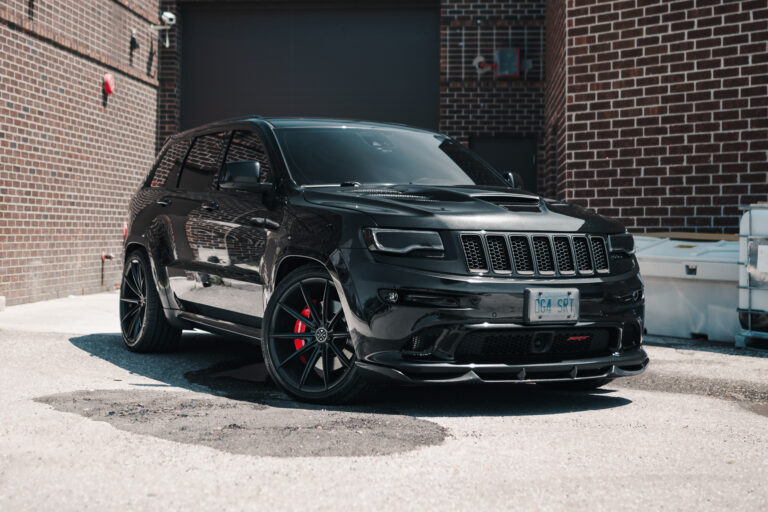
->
[460, 233, 611, 277]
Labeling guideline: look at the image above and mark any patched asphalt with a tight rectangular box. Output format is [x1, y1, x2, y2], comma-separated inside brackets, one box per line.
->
[1, 293, 768, 511]
[36, 389, 447, 457]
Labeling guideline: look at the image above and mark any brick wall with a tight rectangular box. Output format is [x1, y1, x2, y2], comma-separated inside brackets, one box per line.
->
[440, 0, 547, 184]
[543, 0, 566, 198]
[548, 0, 768, 233]
[156, 0, 548, 176]
[0, 0, 160, 305]
[156, 0, 181, 150]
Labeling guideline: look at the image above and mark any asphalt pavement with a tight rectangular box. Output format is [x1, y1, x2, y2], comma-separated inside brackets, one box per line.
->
[0, 292, 766, 511]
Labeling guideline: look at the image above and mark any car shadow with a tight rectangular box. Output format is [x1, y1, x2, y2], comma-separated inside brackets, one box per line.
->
[69, 332, 632, 418]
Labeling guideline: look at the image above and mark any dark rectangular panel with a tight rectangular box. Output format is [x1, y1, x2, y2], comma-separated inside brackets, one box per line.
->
[470, 137, 538, 193]
[180, 4, 439, 130]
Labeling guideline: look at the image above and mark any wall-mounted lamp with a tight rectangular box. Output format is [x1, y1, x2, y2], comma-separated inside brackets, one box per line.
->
[149, 11, 176, 48]
[130, 29, 140, 52]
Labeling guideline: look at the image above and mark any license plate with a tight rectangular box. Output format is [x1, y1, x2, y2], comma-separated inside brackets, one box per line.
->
[525, 288, 579, 323]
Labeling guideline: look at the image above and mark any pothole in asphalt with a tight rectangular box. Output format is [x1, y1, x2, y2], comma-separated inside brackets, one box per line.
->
[35, 390, 448, 457]
[615, 370, 768, 417]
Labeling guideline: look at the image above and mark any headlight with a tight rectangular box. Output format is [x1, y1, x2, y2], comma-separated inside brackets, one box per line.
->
[609, 232, 635, 254]
[362, 228, 444, 255]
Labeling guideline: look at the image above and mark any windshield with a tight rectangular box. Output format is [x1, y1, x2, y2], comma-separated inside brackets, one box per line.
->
[274, 127, 508, 187]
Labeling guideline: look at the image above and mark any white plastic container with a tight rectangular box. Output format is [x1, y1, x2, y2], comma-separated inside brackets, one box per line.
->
[736, 204, 768, 347]
[635, 236, 740, 342]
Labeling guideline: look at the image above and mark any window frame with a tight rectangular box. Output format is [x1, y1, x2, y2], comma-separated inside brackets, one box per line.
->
[146, 138, 193, 189]
[175, 131, 230, 192]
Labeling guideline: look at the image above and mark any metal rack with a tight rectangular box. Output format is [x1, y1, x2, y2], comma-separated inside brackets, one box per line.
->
[735, 203, 768, 348]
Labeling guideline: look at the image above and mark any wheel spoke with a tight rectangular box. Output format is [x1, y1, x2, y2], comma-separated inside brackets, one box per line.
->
[120, 297, 140, 304]
[299, 282, 322, 326]
[121, 304, 141, 323]
[133, 312, 142, 339]
[130, 263, 142, 297]
[328, 340, 352, 369]
[322, 344, 331, 390]
[136, 264, 145, 293]
[299, 346, 321, 389]
[127, 308, 141, 338]
[271, 332, 316, 340]
[321, 280, 330, 325]
[332, 332, 350, 340]
[278, 341, 316, 369]
[123, 271, 141, 297]
[278, 302, 316, 330]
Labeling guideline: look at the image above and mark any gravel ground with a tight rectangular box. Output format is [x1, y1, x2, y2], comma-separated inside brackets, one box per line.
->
[0, 292, 767, 511]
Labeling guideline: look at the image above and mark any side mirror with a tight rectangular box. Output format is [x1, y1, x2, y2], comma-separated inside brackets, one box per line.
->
[504, 171, 525, 190]
[219, 160, 273, 193]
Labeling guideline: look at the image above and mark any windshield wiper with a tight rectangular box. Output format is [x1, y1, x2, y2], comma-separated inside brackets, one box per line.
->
[339, 181, 362, 187]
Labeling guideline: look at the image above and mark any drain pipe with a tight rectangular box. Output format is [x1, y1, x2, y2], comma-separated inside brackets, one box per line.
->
[101, 251, 115, 286]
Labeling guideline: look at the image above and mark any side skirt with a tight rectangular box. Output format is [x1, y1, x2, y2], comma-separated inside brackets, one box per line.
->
[176, 311, 262, 343]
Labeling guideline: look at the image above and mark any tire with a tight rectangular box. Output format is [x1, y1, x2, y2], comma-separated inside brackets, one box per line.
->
[537, 378, 614, 391]
[261, 265, 368, 404]
[120, 250, 181, 353]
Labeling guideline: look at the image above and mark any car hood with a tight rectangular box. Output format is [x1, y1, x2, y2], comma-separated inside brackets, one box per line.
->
[302, 185, 626, 233]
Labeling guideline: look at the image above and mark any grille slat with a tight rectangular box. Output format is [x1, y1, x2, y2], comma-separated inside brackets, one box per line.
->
[532, 237, 555, 273]
[572, 236, 593, 274]
[461, 235, 488, 272]
[509, 236, 534, 273]
[591, 237, 609, 272]
[554, 236, 575, 273]
[486, 236, 511, 272]
[460, 233, 610, 277]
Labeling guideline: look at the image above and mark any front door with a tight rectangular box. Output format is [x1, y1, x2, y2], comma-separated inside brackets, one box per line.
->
[184, 129, 281, 326]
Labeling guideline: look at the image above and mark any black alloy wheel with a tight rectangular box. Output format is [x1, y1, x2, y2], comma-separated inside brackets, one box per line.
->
[262, 266, 366, 403]
[120, 250, 180, 352]
[120, 257, 147, 344]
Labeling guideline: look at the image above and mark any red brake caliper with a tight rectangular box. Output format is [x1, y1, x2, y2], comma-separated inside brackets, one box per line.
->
[293, 307, 311, 363]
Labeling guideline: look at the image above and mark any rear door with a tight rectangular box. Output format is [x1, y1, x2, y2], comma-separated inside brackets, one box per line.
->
[183, 129, 281, 325]
[165, 131, 229, 310]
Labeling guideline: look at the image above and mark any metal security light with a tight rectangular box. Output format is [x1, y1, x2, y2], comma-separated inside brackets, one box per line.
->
[150, 11, 176, 48]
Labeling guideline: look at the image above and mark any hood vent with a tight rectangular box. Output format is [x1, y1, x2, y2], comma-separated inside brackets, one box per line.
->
[348, 189, 438, 202]
[474, 195, 542, 211]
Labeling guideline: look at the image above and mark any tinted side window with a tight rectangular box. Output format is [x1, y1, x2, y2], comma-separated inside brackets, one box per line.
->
[151, 139, 190, 188]
[178, 133, 227, 192]
[224, 130, 272, 183]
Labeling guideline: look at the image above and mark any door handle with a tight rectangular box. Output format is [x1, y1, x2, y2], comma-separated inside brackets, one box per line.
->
[248, 217, 280, 230]
[156, 197, 172, 206]
[201, 201, 219, 211]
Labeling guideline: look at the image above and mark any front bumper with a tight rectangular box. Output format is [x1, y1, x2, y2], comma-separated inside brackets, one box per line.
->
[356, 348, 649, 384]
[332, 248, 647, 384]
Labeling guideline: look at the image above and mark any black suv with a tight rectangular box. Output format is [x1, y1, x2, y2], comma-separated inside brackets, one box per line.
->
[122, 117, 648, 403]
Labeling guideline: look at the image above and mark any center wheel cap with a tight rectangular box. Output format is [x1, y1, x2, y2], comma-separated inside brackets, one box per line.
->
[315, 327, 329, 343]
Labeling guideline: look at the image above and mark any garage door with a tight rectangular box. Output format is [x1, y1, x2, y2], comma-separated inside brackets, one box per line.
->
[180, 2, 439, 131]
